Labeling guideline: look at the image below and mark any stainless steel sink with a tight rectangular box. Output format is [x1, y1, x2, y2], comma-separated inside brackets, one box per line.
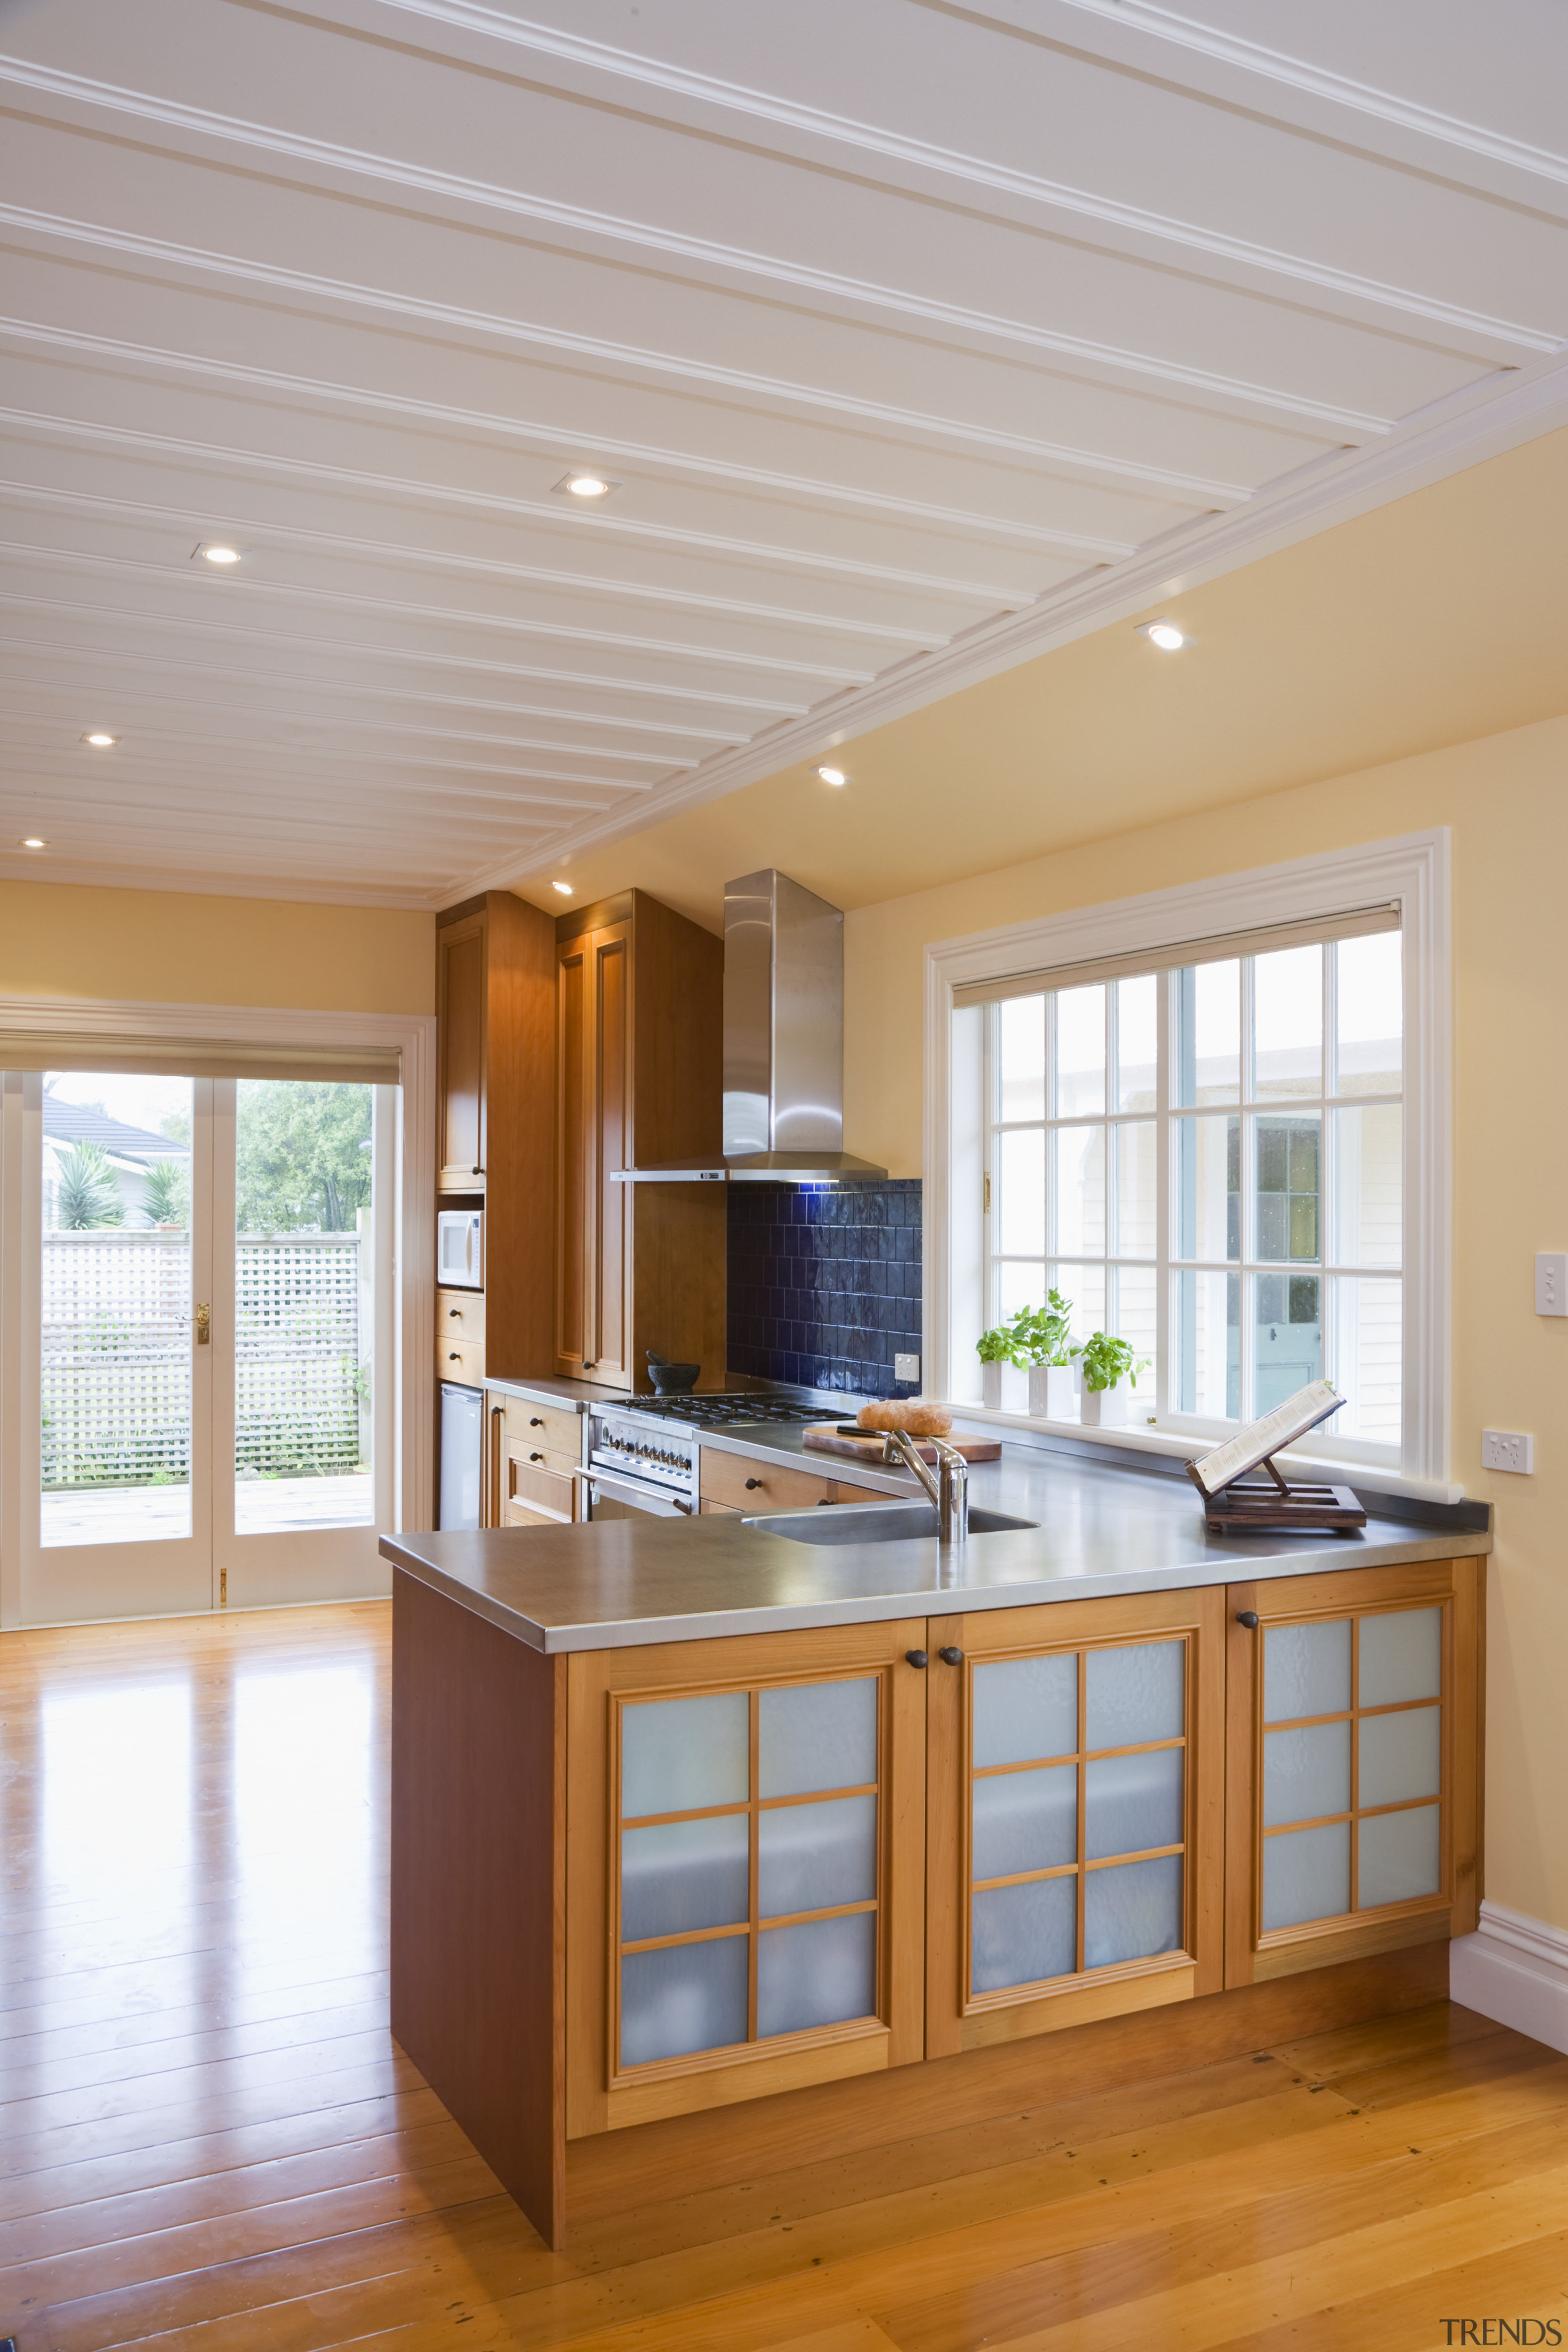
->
[744, 1502, 1039, 1545]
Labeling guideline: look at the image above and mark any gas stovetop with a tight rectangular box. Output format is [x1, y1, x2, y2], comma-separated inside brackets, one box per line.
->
[617, 1393, 831, 1430]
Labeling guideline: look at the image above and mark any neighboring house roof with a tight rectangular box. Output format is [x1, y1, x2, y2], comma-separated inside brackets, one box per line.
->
[42, 1099, 190, 1164]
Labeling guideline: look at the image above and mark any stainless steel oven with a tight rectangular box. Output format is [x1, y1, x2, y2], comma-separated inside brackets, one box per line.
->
[583, 1409, 698, 1519]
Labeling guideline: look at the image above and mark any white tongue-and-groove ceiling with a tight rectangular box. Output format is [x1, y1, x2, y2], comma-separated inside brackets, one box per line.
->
[2, 0, 1566, 907]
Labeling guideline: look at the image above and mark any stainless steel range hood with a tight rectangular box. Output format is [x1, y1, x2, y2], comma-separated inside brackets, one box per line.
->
[616, 869, 888, 1183]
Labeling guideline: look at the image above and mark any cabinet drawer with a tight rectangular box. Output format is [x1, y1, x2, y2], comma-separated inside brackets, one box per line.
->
[437, 1287, 485, 1343]
[700, 1450, 850, 1513]
[508, 1450, 576, 1523]
[504, 1397, 581, 1461]
[438, 1333, 485, 1386]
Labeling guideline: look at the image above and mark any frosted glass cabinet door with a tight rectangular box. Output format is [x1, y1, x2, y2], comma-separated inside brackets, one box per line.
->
[614, 1670, 886, 2081]
[968, 1635, 1189, 1998]
[1235, 1570, 1476, 1981]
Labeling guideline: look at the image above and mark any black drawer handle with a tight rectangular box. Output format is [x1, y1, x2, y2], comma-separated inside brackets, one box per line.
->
[1235, 1610, 1260, 1629]
[939, 1646, 964, 1667]
[905, 1649, 929, 1669]
[448, 1307, 461, 1317]
[530, 1416, 545, 1427]
[745, 1477, 764, 1491]
[530, 1451, 545, 1463]
[447, 1351, 460, 1361]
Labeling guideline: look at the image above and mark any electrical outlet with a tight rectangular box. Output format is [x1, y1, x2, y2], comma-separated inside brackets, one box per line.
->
[1537, 1253, 1568, 1315]
[894, 1352, 921, 1384]
[1482, 1429, 1534, 1474]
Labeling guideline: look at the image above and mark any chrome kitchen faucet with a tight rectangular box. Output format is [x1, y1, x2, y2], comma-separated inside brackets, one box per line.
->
[880, 1429, 970, 1544]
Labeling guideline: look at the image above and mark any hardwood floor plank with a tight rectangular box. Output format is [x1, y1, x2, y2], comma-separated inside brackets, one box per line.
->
[4, 1599, 1566, 2352]
[0, 2122, 494, 2262]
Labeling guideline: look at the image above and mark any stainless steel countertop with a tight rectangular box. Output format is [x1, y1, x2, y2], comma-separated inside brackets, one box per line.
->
[382, 1439, 1490, 1655]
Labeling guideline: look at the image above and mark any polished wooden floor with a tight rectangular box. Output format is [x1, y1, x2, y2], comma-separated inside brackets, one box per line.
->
[4, 1603, 1567, 2350]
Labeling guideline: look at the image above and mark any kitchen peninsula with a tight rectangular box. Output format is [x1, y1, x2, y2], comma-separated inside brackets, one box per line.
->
[383, 1434, 1487, 2250]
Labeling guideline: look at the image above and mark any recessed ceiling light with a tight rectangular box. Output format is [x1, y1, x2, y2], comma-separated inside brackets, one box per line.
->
[551, 470, 620, 502]
[1137, 620, 1188, 652]
[199, 543, 243, 565]
[816, 765, 848, 787]
[552, 880, 574, 895]
[81, 731, 119, 747]
[20, 836, 47, 850]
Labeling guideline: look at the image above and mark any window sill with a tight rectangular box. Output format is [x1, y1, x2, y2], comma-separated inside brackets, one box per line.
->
[946, 1403, 1464, 1509]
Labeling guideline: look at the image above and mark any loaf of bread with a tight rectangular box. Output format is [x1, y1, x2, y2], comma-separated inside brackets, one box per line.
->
[856, 1398, 953, 1438]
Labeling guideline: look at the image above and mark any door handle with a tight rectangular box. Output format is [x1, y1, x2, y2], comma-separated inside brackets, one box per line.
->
[530, 1451, 545, 1463]
[744, 1477, 763, 1491]
[1235, 1610, 1260, 1629]
[530, 1416, 545, 1427]
[939, 1646, 964, 1666]
[194, 1302, 210, 1346]
[905, 1649, 929, 1669]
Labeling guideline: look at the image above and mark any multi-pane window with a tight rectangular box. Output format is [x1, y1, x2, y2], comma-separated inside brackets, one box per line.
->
[978, 923, 1403, 1458]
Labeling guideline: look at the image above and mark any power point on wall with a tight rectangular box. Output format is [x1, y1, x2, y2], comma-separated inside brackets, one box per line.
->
[1537, 1253, 1568, 1315]
[894, 1353, 921, 1384]
[1482, 1429, 1534, 1475]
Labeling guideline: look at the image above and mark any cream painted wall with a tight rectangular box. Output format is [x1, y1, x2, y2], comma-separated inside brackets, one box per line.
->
[0, 880, 434, 1014]
[843, 709, 1568, 1932]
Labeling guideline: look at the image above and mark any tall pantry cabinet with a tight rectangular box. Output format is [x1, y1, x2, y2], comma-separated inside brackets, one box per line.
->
[554, 890, 727, 1392]
[435, 892, 557, 1382]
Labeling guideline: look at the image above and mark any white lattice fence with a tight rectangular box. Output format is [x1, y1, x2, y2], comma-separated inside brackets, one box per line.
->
[42, 1232, 363, 1487]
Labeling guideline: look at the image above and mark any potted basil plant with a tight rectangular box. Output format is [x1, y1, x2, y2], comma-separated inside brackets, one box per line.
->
[976, 1292, 1081, 1417]
[1077, 1331, 1150, 1427]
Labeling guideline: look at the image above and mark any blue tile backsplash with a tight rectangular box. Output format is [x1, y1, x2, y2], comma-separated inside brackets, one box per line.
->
[727, 1180, 922, 1398]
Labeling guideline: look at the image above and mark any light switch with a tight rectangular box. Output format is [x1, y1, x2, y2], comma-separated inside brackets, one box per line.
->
[894, 1352, 921, 1384]
[1482, 1429, 1534, 1474]
[1536, 1253, 1568, 1315]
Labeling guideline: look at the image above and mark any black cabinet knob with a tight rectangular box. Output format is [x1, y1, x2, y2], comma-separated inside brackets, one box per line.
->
[448, 1351, 459, 1361]
[1235, 1610, 1261, 1629]
[530, 1416, 545, 1427]
[939, 1646, 964, 1667]
[905, 1649, 929, 1669]
[530, 1451, 545, 1463]
[745, 1477, 763, 1491]
[448, 1307, 460, 1317]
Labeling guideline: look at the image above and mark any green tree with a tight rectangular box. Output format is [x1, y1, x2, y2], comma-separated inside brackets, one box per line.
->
[236, 1082, 372, 1234]
[141, 1158, 189, 1226]
[55, 1140, 126, 1229]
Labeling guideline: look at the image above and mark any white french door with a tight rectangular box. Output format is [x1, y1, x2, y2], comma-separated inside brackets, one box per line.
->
[2, 1069, 397, 1627]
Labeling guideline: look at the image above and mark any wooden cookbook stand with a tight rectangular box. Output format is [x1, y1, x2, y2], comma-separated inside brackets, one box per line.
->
[1185, 1449, 1365, 1534]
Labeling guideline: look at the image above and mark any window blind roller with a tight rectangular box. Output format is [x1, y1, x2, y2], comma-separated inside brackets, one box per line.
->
[950, 903, 1400, 1011]
[0, 1035, 401, 1084]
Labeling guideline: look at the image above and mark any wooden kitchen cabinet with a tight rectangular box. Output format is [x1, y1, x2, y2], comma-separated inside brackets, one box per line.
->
[1223, 1557, 1482, 1985]
[698, 1449, 886, 1514]
[565, 1615, 928, 2135]
[554, 890, 726, 1392]
[435, 892, 556, 1377]
[925, 1586, 1226, 2056]
[393, 1549, 1482, 2251]
[486, 1392, 585, 1528]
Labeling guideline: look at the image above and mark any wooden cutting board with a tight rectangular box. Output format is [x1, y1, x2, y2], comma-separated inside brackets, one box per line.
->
[803, 1424, 1003, 1466]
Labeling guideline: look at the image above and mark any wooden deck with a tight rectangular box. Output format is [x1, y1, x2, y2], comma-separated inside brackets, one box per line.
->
[2, 1602, 1565, 2348]
[39, 1473, 374, 1547]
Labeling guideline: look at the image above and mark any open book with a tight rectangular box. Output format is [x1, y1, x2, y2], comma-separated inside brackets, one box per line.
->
[1187, 1379, 1346, 1498]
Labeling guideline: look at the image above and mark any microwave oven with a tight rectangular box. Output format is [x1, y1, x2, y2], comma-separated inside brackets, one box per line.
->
[437, 1207, 483, 1290]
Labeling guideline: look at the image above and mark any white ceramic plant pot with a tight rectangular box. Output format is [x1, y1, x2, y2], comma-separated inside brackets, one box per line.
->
[1080, 1382, 1128, 1427]
[981, 1361, 1003, 1409]
[1027, 1364, 1079, 1419]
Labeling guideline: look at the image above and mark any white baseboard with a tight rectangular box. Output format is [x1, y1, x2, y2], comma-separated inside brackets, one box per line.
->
[1450, 1900, 1568, 2054]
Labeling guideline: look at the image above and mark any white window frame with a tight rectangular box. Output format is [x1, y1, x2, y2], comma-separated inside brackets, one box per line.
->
[923, 832, 1452, 1498]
